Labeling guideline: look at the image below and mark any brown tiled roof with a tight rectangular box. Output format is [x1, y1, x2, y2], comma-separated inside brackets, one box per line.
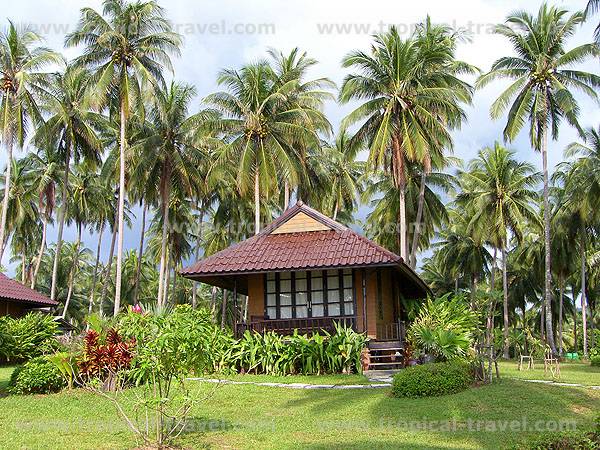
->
[181, 202, 428, 295]
[0, 273, 58, 306]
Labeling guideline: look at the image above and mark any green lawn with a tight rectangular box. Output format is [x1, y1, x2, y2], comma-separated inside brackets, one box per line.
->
[498, 360, 600, 386]
[1, 365, 599, 449]
[0, 366, 14, 394]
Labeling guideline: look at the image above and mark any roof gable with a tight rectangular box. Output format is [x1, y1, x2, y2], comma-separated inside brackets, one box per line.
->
[270, 211, 331, 234]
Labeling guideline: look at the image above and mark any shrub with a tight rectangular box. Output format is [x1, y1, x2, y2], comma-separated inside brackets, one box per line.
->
[408, 294, 477, 362]
[0, 313, 60, 362]
[8, 356, 66, 395]
[117, 305, 234, 378]
[591, 355, 600, 367]
[391, 361, 473, 398]
[83, 305, 228, 447]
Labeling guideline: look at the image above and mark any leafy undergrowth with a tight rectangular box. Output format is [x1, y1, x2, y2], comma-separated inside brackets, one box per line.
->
[1, 364, 599, 450]
[201, 372, 371, 385]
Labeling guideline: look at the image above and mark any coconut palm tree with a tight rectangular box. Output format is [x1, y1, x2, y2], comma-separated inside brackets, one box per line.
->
[559, 126, 600, 357]
[321, 129, 364, 221]
[0, 21, 61, 261]
[26, 148, 60, 288]
[364, 165, 452, 257]
[477, 4, 600, 354]
[456, 143, 540, 357]
[132, 81, 212, 306]
[35, 66, 104, 302]
[267, 47, 334, 208]
[0, 157, 39, 281]
[61, 165, 106, 318]
[586, 0, 600, 43]
[205, 56, 327, 234]
[340, 24, 471, 261]
[65, 0, 182, 315]
[435, 208, 492, 306]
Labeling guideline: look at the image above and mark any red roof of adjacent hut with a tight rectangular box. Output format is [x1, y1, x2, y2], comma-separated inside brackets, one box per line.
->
[0, 273, 58, 306]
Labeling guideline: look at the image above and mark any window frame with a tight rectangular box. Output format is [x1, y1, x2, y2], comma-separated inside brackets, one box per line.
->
[263, 269, 356, 320]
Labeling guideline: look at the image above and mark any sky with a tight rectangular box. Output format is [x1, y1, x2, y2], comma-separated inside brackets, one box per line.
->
[1, 0, 599, 276]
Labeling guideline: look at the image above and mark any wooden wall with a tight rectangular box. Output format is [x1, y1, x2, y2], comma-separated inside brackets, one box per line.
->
[247, 274, 265, 319]
[0, 300, 30, 318]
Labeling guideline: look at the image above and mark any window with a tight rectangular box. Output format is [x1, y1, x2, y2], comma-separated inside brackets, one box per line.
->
[310, 272, 324, 317]
[264, 269, 355, 319]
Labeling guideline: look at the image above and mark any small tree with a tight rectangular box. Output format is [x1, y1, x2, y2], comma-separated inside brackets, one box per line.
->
[81, 306, 219, 448]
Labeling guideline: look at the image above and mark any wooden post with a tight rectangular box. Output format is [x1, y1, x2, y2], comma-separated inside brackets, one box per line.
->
[361, 268, 367, 335]
[233, 278, 238, 333]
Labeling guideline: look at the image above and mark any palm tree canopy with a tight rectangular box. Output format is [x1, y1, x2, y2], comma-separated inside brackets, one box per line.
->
[477, 4, 600, 149]
[456, 142, 541, 248]
[65, 0, 182, 114]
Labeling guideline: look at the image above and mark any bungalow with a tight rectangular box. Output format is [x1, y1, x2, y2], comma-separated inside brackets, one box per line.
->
[0, 273, 58, 317]
[182, 202, 428, 348]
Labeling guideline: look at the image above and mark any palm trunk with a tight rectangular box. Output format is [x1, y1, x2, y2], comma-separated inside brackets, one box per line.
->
[558, 275, 564, 356]
[113, 103, 127, 317]
[88, 223, 104, 315]
[211, 286, 218, 320]
[502, 241, 509, 359]
[163, 252, 171, 306]
[0, 102, 13, 261]
[254, 170, 260, 235]
[62, 223, 82, 318]
[192, 208, 204, 309]
[470, 273, 478, 310]
[572, 286, 578, 354]
[541, 128, 556, 354]
[221, 288, 228, 329]
[398, 185, 408, 261]
[284, 181, 289, 210]
[581, 243, 588, 358]
[540, 306, 545, 342]
[157, 178, 171, 307]
[410, 171, 427, 269]
[100, 222, 117, 317]
[332, 200, 339, 221]
[50, 144, 71, 301]
[21, 253, 26, 284]
[31, 213, 48, 289]
[132, 201, 147, 306]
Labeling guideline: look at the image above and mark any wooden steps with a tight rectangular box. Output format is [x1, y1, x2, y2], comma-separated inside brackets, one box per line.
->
[366, 340, 404, 371]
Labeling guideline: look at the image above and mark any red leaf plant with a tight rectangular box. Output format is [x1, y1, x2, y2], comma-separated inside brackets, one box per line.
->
[78, 328, 136, 390]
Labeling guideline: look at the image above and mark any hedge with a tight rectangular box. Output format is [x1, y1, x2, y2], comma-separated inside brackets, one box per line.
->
[392, 361, 473, 398]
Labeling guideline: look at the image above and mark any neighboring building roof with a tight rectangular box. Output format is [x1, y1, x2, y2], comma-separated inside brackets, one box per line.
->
[182, 202, 429, 296]
[0, 273, 58, 307]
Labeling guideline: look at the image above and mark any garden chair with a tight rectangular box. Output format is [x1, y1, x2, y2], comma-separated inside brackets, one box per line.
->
[518, 354, 534, 371]
[544, 347, 560, 377]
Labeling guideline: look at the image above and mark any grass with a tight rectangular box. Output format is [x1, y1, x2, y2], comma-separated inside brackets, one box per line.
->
[1, 365, 599, 449]
[498, 360, 600, 386]
[0, 366, 14, 394]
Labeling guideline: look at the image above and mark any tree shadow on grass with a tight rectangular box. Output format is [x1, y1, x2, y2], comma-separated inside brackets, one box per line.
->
[279, 379, 600, 449]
